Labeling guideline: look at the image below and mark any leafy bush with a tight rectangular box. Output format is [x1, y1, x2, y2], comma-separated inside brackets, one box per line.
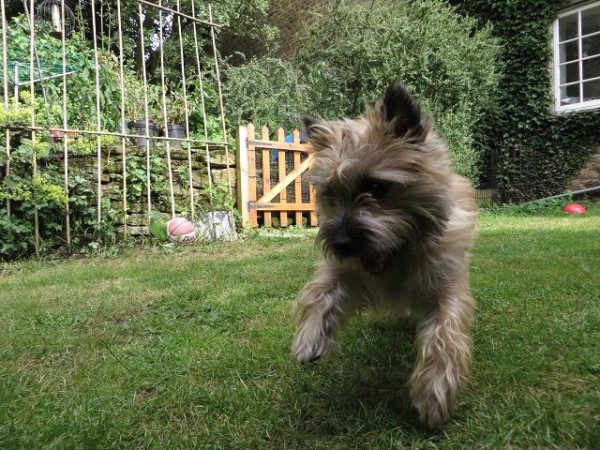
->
[224, 0, 501, 182]
[223, 57, 312, 131]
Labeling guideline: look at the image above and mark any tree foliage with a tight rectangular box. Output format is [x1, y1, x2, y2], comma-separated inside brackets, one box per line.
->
[224, 0, 501, 182]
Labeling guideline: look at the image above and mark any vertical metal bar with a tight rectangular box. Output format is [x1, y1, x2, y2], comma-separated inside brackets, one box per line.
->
[138, 1, 152, 214]
[191, 0, 213, 210]
[157, 0, 176, 218]
[90, 0, 103, 223]
[61, 0, 71, 245]
[177, 0, 195, 221]
[116, 0, 128, 238]
[27, 0, 40, 256]
[1, 0, 11, 217]
[208, 4, 232, 199]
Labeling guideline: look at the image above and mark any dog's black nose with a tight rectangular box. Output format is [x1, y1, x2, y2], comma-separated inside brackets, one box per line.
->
[331, 232, 357, 258]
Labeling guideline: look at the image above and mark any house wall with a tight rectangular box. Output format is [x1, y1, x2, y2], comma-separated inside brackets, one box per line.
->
[448, 0, 600, 201]
[568, 149, 600, 196]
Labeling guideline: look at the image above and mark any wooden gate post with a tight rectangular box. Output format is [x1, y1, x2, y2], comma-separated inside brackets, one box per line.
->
[236, 125, 250, 228]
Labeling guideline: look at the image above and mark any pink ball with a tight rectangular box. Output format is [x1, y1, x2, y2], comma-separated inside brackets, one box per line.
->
[562, 203, 586, 215]
[167, 217, 196, 242]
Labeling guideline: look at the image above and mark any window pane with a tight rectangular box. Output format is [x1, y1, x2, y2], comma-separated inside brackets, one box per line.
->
[560, 61, 580, 84]
[561, 84, 580, 104]
[582, 33, 600, 58]
[583, 78, 600, 100]
[559, 13, 578, 41]
[582, 5, 600, 36]
[560, 40, 579, 63]
[583, 55, 600, 80]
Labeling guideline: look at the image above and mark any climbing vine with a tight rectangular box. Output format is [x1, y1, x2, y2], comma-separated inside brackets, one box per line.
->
[450, 0, 600, 201]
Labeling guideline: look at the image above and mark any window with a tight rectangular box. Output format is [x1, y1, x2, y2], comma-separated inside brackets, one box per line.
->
[553, 1, 600, 112]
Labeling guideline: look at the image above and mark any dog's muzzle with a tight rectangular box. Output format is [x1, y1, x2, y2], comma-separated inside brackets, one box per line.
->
[330, 229, 387, 274]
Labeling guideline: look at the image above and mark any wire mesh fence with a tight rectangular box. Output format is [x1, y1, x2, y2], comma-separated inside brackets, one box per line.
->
[0, 0, 232, 258]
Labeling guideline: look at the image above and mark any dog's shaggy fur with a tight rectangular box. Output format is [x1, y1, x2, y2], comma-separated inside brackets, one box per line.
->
[291, 81, 477, 429]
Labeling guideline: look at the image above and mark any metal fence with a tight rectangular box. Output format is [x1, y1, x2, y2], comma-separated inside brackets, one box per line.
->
[1, 0, 231, 256]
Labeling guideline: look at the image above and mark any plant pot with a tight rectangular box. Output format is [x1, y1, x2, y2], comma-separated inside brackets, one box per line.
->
[166, 124, 186, 149]
[130, 119, 158, 147]
[196, 211, 237, 241]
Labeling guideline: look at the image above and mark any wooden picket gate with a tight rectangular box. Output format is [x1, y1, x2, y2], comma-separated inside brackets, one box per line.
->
[236, 124, 317, 228]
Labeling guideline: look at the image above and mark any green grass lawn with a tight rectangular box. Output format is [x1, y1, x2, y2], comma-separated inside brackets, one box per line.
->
[1, 206, 599, 449]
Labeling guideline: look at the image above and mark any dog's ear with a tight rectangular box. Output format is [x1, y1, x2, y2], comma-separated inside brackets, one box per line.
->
[301, 115, 322, 138]
[301, 115, 334, 150]
[381, 81, 424, 139]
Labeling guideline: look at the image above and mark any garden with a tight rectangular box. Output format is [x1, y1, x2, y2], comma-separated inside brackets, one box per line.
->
[1, 0, 599, 447]
[0, 204, 599, 448]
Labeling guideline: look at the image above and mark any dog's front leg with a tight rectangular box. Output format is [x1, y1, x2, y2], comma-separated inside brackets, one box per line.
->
[291, 266, 356, 364]
[409, 290, 474, 428]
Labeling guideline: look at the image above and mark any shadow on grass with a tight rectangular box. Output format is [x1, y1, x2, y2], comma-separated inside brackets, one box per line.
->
[288, 317, 440, 443]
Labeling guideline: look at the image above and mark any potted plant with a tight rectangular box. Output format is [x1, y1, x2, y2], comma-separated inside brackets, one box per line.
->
[124, 78, 160, 147]
[165, 88, 188, 149]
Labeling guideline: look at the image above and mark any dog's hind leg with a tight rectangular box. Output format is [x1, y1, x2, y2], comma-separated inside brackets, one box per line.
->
[291, 265, 359, 364]
[408, 288, 474, 428]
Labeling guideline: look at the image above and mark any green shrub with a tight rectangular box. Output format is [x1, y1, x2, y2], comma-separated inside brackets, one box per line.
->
[224, 0, 501, 182]
[223, 57, 312, 131]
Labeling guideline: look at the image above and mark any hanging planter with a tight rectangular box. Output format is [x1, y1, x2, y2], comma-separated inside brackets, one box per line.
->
[37, 0, 75, 37]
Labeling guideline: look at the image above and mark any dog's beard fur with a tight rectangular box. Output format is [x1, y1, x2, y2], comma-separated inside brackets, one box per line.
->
[291, 81, 477, 429]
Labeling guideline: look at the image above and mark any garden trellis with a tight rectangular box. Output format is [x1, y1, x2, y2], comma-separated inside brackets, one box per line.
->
[0, 0, 231, 257]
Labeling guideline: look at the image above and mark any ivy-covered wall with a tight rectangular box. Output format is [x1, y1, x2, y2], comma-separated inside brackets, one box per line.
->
[450, 0, 600, 201]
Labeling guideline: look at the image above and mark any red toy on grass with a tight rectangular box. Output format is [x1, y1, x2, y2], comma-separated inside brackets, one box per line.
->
[562, 203, 586, 215]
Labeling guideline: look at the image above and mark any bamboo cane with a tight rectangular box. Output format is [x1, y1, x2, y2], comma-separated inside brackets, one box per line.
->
[138, 2, 152, 214]
[1, 0, 10, 217]
[191, 1, 214, 211]
[157, 0, 176, 218]
[177, 0, 195, 221]
[27, 0, 40, 256]
[90, 0, 103, 224]
[117, 0, 128, 238]
[60, 0, 71, 245]
[208, 4, 232, 199]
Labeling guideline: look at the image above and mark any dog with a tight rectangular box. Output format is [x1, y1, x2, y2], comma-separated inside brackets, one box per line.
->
[291, 81, 477, 428]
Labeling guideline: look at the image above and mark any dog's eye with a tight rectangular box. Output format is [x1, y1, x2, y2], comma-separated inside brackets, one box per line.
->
[317, 187, 337, 207]
[364, 179, 390, 199]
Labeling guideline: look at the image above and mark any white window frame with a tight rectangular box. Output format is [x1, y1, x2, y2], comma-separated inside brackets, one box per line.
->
[553, 1, 600, 113]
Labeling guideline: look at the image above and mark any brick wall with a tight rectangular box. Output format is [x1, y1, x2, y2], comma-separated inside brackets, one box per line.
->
[220, 0, 330, 60]
[267, 0, 327, 56]
[568, 148, 600, 199]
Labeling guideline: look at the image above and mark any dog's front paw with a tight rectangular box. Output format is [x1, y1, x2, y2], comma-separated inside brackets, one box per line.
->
[291, 323, 333, 364]
[414, 396, 450, 430]
[292, 341, 324, 364]
[410, 369, 454, 429]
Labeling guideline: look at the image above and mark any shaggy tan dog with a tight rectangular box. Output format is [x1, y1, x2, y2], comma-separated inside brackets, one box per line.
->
[292, 81, 477, 428]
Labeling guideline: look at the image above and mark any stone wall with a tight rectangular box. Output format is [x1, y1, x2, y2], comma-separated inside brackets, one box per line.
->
[69, 145, 236, 235]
